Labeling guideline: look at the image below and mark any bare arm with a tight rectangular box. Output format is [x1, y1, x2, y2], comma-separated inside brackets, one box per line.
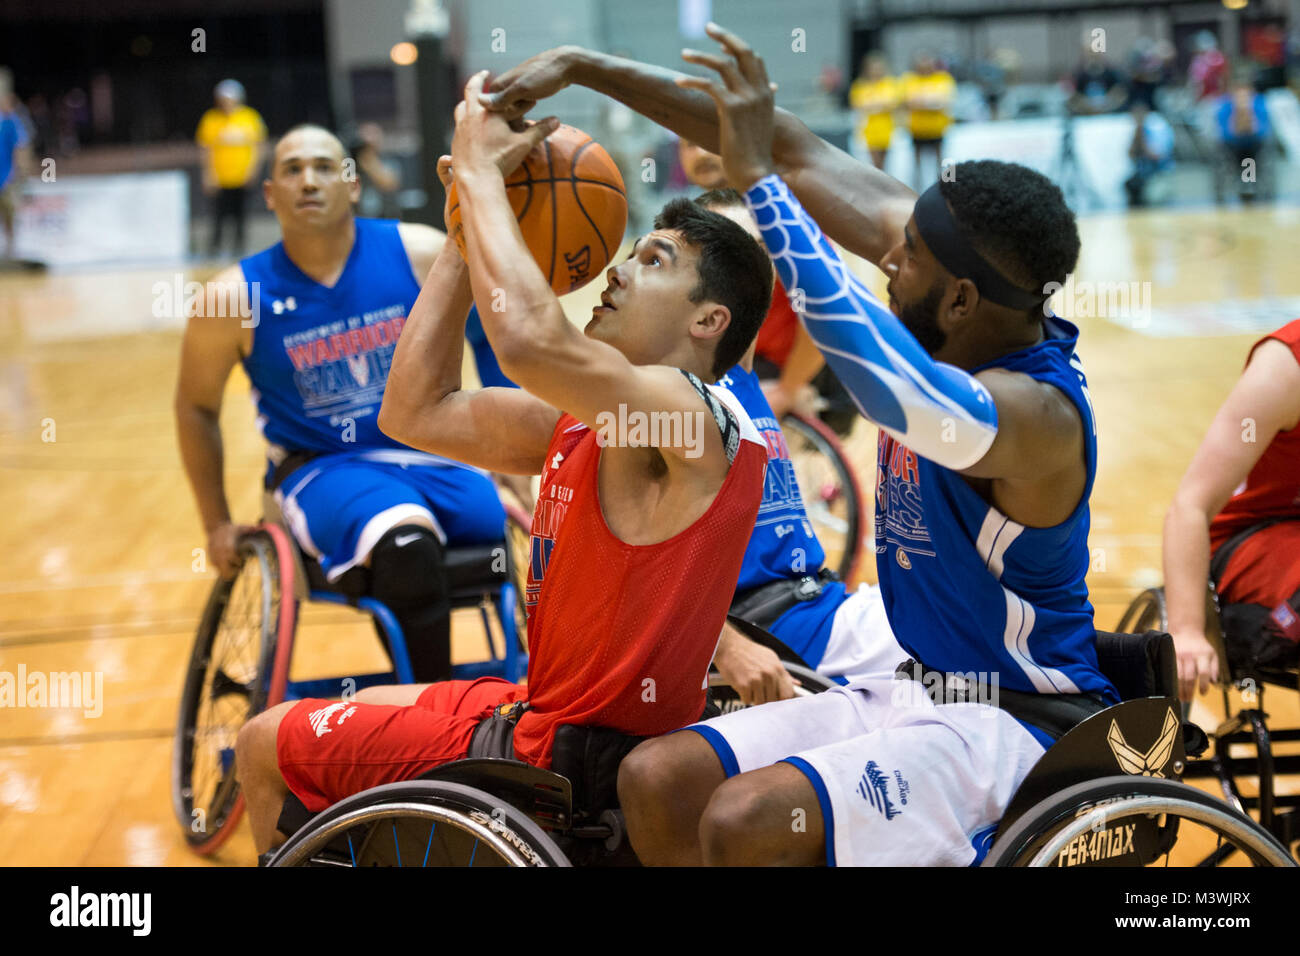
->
[379, 225, 560, 476]
[396, 221, 447, 284]
[174, 266, 255, 575]
[482, 32, 915, 266]
[1163, 339, 1300, 698]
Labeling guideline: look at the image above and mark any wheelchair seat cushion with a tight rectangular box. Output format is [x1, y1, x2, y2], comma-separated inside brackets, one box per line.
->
[1094, 629, 1177, 701]
[549, 724, 645, 821]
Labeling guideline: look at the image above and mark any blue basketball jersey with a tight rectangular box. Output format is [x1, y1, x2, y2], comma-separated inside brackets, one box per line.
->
[720, 364, 846, 666]
[874, 316, 1117, 710]
[240, 218, 419, 462]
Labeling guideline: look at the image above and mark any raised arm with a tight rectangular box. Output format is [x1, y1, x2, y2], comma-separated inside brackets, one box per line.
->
[451, 73, 728, 471]
[379, 160, 560, 475]
[481, 25, 914, 266]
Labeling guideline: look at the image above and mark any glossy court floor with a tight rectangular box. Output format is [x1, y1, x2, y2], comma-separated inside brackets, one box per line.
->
[1, 202, 1298, 866]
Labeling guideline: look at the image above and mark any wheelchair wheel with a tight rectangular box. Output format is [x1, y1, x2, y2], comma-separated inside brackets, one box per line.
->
[1115, 587, 1167, 635]
[267, 780, 570, 867]
[781, 412, 864, 583]
[172, 526, 296, 854]
[504, 501, 532, 652]
[983, 776, 1296, 867]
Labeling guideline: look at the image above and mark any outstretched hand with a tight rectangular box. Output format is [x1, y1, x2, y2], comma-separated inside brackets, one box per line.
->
[452, 70, 560, 180]
[678, 23, 778, 191]
[478, 46, 581, 121]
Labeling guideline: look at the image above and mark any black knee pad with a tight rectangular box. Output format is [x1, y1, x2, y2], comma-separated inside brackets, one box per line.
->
[368, 524, 448, 608]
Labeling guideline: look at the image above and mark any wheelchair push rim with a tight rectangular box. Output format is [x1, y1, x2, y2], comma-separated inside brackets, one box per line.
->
[983, 775, 1296, 868]
[171, 526, 296, 854]
[267, 781, 571, 868]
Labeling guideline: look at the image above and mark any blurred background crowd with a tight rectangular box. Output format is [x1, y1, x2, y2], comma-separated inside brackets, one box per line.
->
[2, 0, 1299, 267]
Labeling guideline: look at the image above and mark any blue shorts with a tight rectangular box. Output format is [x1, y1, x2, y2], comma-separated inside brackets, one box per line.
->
[275, 448, 505, 582]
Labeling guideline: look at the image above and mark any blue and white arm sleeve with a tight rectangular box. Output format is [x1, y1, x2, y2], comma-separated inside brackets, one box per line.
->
[744, 174, 998, 470]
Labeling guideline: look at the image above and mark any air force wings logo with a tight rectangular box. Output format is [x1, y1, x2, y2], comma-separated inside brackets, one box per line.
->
[1107, 708, 1178, 777]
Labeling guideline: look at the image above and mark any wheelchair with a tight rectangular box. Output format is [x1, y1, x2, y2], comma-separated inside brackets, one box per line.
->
[264, 618, 1293, 866]
[1117, 584, 1299, 862]
[170, 494, 534, 856]
[780, 411, 867, 584]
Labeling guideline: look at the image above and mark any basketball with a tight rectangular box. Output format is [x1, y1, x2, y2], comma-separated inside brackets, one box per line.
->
[446, 123, 628, 295]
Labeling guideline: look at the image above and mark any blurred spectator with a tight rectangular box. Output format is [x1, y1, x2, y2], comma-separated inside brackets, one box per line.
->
[1069, 47, 1127, 115]
[347, 122, 401, 219]
[901, 52, 955, 190]
[0, 68, 34, 261]
[195, 79, 267, 256]
[973, 48, 1019, 120]
[1216, 78, 1272, 203]
[1189, 31, 1229, 102]
[1124, 102, 1174, 207]
[848, 53, 899, 170]
[1127, 38, 1173, 111]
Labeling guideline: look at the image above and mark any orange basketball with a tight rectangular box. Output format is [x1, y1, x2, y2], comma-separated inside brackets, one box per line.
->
[446, 123, 628, 296]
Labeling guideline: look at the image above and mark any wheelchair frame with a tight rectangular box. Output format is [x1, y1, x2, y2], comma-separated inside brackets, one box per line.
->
[172, 498, 533, 856]
[266, 625, 1294, 867]
[1117, 585, 1300, 860]
[781, 411, 867, 585]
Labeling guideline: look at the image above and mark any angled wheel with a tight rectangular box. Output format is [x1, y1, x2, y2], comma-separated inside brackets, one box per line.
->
[983, 776, 1296, 867]
[781, 412, 865, 584]
[267, 781, 570, 867]
[172, 525, 296, 854]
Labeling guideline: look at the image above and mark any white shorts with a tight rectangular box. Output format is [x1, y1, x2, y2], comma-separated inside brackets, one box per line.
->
[690, 675, 1046, 866]
[817, 583, 908, 681]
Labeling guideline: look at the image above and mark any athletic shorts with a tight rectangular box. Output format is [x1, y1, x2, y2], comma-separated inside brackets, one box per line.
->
[276, 449, 505, 581]
[276, 677, 527, 813]
[689, 674, 1045, 866]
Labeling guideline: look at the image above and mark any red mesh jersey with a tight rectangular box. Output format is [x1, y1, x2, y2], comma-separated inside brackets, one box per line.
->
[755, 278, 798, 368]
[513, 388, 766, 767]
[1209, 320, 1300, 605]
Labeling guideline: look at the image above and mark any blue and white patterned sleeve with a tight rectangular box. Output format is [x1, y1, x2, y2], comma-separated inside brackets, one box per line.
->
[744, 174, 998, 470]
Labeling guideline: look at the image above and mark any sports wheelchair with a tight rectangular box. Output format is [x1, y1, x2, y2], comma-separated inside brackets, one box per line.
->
[264, 620, 1293, 867]
[781, 412, 866, 584]
[171, 494, 535, 856]
[1117, 583, 1299, 862]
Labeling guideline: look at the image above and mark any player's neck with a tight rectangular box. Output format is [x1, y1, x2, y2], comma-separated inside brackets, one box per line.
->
[281, 217, 357, 288]
[941, 309, 1044, 371]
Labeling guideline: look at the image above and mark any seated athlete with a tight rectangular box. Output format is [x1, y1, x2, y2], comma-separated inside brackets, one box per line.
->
[482, 25, 1117, 865]
[1163, 319, 1300, 697]
[233, 73, 771, 855]
[175, 124, 504, 684]
[697, 188, 905, 703]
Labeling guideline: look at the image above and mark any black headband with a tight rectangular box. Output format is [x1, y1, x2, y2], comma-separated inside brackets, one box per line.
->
[912, 184, 1048, 312]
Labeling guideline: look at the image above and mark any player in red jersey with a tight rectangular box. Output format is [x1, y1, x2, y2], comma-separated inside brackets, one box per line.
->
[1164, 319, 1300, 699]
[233, 73, 772, 854]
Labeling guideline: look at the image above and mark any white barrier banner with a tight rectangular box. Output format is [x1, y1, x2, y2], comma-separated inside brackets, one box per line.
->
[14, 170, 188, 267]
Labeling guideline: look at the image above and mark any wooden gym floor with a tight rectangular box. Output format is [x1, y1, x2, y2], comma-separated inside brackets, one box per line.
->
[1, 203, 1297, 866]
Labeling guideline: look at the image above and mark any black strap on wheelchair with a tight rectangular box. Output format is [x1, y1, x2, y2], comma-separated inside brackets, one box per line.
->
[267, 449, 325, 491]
[1208, 518, 1292, 588]
[730, 567, 840, 630]
[467, 700, 531, 760]
[894, 658, 1108, 743]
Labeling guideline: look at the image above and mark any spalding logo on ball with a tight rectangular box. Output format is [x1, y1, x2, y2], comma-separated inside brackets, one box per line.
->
[447, 123, 628, 296]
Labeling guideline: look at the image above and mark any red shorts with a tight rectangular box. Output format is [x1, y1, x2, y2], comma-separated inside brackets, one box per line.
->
[275, 677, 527, 813]
[1218, 522, 1300, 609]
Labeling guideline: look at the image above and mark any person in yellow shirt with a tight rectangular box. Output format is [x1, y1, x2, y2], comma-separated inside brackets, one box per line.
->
[848, 54, 899, 170]
[901, 53, 955, 190]
[196, 79, 267, 255]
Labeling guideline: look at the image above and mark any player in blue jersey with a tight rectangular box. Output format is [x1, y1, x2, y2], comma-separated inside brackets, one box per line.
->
[479, 25, 1118, 865]
[175, 124, 505, 683]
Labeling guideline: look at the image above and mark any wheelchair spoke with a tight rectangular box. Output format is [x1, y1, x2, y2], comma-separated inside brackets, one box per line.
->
[423, 822, 436, 868]
[469, 837, 478, 867]
[392, 823, 401, 867]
